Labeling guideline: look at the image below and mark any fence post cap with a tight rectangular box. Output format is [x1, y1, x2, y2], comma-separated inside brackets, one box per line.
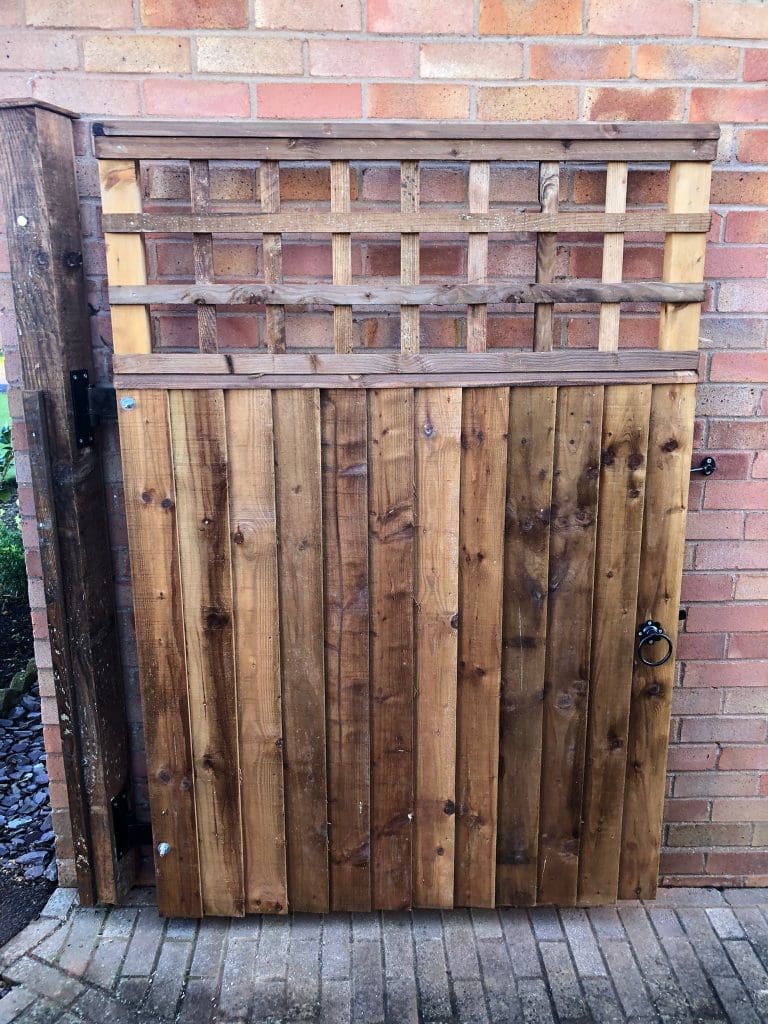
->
[0, 98, 79, 119]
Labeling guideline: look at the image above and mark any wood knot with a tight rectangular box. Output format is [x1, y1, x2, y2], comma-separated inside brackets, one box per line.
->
[443, 800, 456, 816]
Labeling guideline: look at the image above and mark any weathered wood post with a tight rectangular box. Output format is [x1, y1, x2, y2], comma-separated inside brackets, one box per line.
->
[0, 99, 135, 904]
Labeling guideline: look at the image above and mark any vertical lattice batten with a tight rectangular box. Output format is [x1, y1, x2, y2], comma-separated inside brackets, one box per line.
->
[400, 160, 420, 354]
[597, 162, 629, 353]
[533, 162, 560, 352]
[658, 162, 713, 351]
[331, 160, 353, 354]
[98, 159, 151, 356]
[260, 160, 286, 354]
[467, 162, 490, 353]
[189, 160, 218, 354]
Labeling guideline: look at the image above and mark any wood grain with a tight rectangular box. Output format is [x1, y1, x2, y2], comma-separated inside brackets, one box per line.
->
[597, 162, 628, 353]
[533, 162, 560, 352]
[578, 384, 651, 905]
[467, 162, 490, 353]
[538, 386, 603, 906]
[454, 387, 509, 907]
[226, 390, 287, 913]
[400, 160, 420, 354]
[322, 390, 371, 910]
[496, 387, 557, 907]
[189, 160, 218, 353]
[368, 388, 415, 910]
[260, 160, 286, 353]
[273, 389, 329, 912]
[413, 388, 462, 908]
[170, 389, 244, 916]
[331, 160, 353, 353]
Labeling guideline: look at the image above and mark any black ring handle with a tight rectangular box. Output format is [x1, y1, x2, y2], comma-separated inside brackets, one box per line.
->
[636, 620, 673, 667]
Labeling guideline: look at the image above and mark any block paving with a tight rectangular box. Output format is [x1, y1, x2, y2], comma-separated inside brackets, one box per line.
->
[1, 887, 767, 1022]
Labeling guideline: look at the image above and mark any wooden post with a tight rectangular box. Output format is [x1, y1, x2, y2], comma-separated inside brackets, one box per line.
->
[0, 100, 134, 905]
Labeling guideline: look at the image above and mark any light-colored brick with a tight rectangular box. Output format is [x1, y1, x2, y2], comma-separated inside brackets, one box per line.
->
[699, 1, 768, 39]
[478, 85, 578, 121]
[480, 0, 582, 35]
[0, 31, 78, 69]
[141, 0, 247, 27]
[33, 74, 142, 115]
[26, 0, 133, 26]
[196, 36, 302, 75]
[144, 79, 250, 118]
[636, 43, 739, 80]
[369, 0, 472, 33]
[589, 0, 691, 34]
[309, 40, 414, 78]
[258, 83, 361, 119]
[692, 87, 768, 124]
[255, 0, 361, 29]
[420, 42, 523, 80]
[368, 83, 468, 119]
[84, 35, 190, 74]
[529, 42, 630, 80]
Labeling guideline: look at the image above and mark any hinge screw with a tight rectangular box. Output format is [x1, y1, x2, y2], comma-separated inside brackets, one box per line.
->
[16, 215, 27, 226]
[157, 842, 171, 858]
[120, 396, 137, 411]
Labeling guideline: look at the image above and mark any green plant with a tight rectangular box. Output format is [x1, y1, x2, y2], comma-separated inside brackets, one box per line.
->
[0, 424, 14, 501]
[0, 518, 26, 599]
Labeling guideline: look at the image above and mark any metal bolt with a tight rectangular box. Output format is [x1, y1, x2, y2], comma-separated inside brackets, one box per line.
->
[16, 215, 27, 227]
[120, 396, 137, 411]
[157, 842, 171, 858]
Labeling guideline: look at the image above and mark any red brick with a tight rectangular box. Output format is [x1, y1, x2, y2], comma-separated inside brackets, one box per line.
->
[711, 171, 768, 206]
[681, 716, 767, 743]
[708, 851, 768, 874]
[678, 632, 727, 660]
[672, 688, 722, 716]
[667, 822, 753, 846]
[696, 542, 768, 571]
[584, 87, 686, 122]
[310, 40, 414, 78]
[196, 37, 302, 75]
[685, 513, 742, 542]
[746, 514, 768, 540]
[659, 851, 706, 874]
[26, 0, 134, 26]
[529, 43, 630, 80]
[43, 724, 63, 755]
[478, 86, 578, 122]
[735, 575, 768, 600]
[420, 42, 523, 80]
[744, 49, 768, 82]
[590, 0, 690, 33]
[636, 43, 739, 80]
[699, 1, 768, 39]
[723, 687, 768, 713]
[695, 384, 760, 418]
[368, 84, 468, 120]
[667, 744, 718, 771]
[681, 571, 734, 600]
[480, 0, 582, 35]
[738, 129, 768, 164]
[675, 772, 758, 798]
[141, 0, 247, 27]
[725, 212, 768, 244]
[704, 481, 768, 511]
[370, 0, 472, 33]
[361, 166, 466, 203]
[664, 798, 711, 822]
[720, 746, 768, 770]
[709, 420, 768, 450]
[0, 30, 78, 69]
[692, 87, 768, 125]
[687, 603, 768, 633]
[753, 453, 768, 479]
[710, 353, 768, 382]
[705, 247, 768, 280]
[33, 75, 141, 116]
[145, 79, 250, 118]
[259, 0, 360, 28]
[684, 660, 768, 688]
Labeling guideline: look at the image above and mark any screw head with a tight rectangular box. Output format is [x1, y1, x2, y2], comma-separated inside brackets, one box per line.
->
[120, 396, 137, 411]
[16, 215, 27, 227]
[157, 842, 171, 858]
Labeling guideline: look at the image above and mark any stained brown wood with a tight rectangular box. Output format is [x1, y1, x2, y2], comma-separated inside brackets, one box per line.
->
[619, 383, 696, 899]
[400, 160, 420, 354]
[322, 390, 371, 910]
[368, 388, 415, 910]
[189, 160, 218, 353]
[117, 389, 201, 917]
[272, 389, 330, 912]
[496, 387, 557, 907]
[578, 384, 651, 905]
[170, 389, 245, 917]
[455, 387, 509, 907]
[260, 160, 286, 353]
[331, 160, 354, 354]
[226, 390, 287, 914]
[103, 209, 711, 236]
[538, 386, 604, 906]
[533, 162, 560, 352]
[598, 162, 628, 353]
[414, 388, 462, 908]
[467, 161, 490, 353]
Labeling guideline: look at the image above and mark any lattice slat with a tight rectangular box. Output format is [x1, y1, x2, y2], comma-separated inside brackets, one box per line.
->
[260, 160, 286, 354]
[597, 162, 629, 353]
[467, 162, 490, 353]
[533, 162, 560, 352]
[331, 160, 353, 354]
[189, 160, 218, 354]
[400, 161, 420, 355]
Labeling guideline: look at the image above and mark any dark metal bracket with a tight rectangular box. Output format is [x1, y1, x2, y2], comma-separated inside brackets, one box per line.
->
[70, 372, 117, 448]
[111, 785, 153, 859]
[691, 456, 717, 476]
[88, 384, 117, 423]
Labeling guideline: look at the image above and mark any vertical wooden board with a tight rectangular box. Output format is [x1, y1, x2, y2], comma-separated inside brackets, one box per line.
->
[190, 160, 218, 354]
[538, 385, 603, 907]
[331, 160, 353, 353]
[273, 389, 329, 912]
[578, 384, 651, 906]
[496, 387, 557, 907]
[533, 162, 560, 352]
[169, 389, 244, 917]
[260, 160, 286, 353]
[369, 388, 415, 911]
[467, 162, 490, 353]
[400, 160, 420, 354]
[226, 390, 287, 914]
[413, 387, 461, 908]
[119, 390, 202, 918]
[619, 383, 696, 900]
[322, 389, 371, 911]
[455, 387, 509, 908]
[597, 162, 628, 353]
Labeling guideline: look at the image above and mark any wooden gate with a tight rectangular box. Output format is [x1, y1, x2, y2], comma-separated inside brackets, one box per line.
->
[95, 121, 716, 916]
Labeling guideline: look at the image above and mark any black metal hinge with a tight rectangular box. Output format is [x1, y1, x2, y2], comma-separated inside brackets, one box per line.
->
[69, 371, 117, 449]
[111, 784, 153, 859]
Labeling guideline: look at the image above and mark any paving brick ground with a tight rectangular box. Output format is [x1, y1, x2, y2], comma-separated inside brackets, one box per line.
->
[1, 888, 767, 1022]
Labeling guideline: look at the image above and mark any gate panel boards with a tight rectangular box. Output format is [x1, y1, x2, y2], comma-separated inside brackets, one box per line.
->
[97, 122, 715, 915]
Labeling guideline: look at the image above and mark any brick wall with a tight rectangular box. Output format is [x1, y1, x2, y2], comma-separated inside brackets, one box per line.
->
[1, 0, 766, 890]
